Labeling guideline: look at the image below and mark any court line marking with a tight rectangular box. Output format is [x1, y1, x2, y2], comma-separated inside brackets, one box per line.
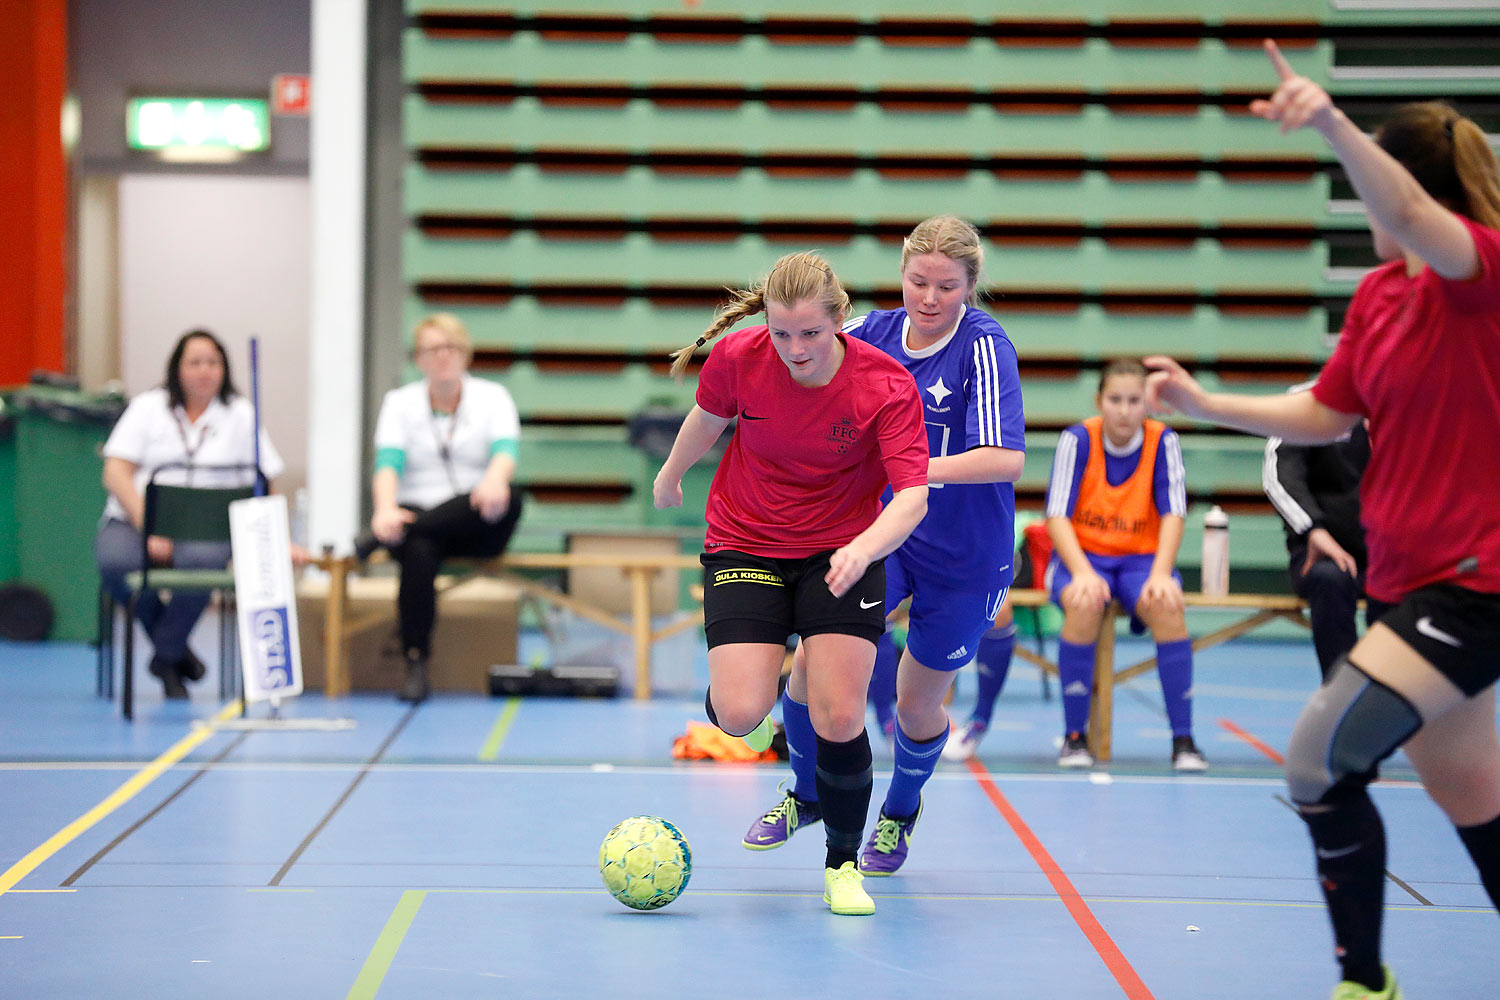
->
[967, 758, 1155, 1000]
[0, 760, 1429, 789]
[412, 887, 1488, 914]
[29, 879, 1491, 915]
[1271, 793, 1434, 906]
[0, 701, 242, 895]
[477, 698, 521, 761]
[346, 889, 426, 1000]
[269, 706, 417, 887]
[1218, 717, 1285, 765]
[61, 733, 249, 887]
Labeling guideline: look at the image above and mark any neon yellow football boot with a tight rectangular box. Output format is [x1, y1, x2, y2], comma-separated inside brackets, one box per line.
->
[823, 861, 875, 916]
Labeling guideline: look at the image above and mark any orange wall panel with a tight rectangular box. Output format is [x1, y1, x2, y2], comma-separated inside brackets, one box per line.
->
[0, 1, 68, 385]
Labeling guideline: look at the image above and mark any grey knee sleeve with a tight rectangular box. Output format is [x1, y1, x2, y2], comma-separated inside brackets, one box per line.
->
[1285, 656, 1422, 805]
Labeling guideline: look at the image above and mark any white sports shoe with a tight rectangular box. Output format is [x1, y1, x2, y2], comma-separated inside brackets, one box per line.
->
[942, 720, 987, 762]
[1171, 736, 1209, 773]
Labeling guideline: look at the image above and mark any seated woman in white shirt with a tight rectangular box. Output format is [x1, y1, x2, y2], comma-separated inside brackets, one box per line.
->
[365, 312, 524, 703]
[95, 329, 290, 699]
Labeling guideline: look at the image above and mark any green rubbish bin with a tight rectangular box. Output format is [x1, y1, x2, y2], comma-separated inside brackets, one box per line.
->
[0, 395, 17, 583]
[11, 384, 125, 641]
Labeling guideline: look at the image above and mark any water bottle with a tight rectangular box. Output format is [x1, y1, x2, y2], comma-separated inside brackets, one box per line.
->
[1201, 505, 1229, 596]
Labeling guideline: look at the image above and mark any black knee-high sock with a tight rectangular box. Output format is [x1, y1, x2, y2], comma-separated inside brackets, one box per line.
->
[815, 731, 873, 870]
[1300, 786, 1387, 991]
[1457, 812, 1500, 911]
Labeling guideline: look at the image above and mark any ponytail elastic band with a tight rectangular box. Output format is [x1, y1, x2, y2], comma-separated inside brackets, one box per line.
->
[694, 337, 706, 348]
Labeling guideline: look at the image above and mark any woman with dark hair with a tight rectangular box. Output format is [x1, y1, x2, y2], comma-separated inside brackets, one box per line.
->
[1147, 41, 1500, 1000]
[1043, 359, 1202, 772]
[96, 329, 288, 699]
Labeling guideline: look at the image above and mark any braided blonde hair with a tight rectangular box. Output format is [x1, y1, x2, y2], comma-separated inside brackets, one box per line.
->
[668, 251, 852, 380]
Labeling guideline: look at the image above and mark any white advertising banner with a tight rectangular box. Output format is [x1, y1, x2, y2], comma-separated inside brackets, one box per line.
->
[229, 495, 304, 702]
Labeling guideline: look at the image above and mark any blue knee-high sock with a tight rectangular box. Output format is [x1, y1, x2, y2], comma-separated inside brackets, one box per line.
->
[868, 630, 900, 734]
[1058, 639, 1095, 735]
[970, 624, 1016, 726]
[883, 721, 947, 819]
[1156, 638, 1194, 737]
[781, 689, 819, 803]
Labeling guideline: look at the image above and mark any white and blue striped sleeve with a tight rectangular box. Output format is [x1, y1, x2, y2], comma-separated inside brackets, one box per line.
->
[1153, 429, 1188, 517]
[967, 334, 1025, 450]
[1046, 427, 1088, 519]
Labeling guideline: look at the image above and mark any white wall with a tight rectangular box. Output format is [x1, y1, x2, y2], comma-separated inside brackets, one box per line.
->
[117, 174, 310, 495]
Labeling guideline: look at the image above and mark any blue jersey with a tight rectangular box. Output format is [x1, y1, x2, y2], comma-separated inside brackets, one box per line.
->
[845, 306, 1025, 593]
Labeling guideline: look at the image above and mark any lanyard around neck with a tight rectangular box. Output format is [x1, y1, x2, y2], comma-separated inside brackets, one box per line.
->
[173, 408, 213, 471]
[430, 398, 462, 493]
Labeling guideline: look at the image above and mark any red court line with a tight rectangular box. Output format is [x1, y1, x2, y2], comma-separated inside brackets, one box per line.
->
[1217, 717, 1285, 765]
[966, 759, 1155, 1000]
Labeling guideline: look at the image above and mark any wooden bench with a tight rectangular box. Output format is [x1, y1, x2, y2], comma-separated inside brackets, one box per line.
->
[315, 551, 703, 700]
[1007, 588, 1310, 762]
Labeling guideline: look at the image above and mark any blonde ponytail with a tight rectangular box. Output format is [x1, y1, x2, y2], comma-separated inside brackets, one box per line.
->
[1377, 101, 1500, 231]
[1451, 116, 1500, 231]
[667, 251, 851, 381]
[668, 287, 765, 381]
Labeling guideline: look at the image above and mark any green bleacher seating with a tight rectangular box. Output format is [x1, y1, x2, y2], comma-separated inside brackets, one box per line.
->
[396, 1, 1499, 552]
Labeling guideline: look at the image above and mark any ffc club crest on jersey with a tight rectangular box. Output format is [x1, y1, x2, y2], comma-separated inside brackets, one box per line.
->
[827, 417, 859, 454]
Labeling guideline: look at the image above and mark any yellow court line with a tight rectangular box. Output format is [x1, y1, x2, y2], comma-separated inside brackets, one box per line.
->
[0, 700, 242, 895]
[477, 698, 521, 761]
[346, 890, 426, 1000]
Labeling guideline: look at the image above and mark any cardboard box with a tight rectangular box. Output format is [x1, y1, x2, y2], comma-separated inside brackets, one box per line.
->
[297, 574, 519, 694]
[566, 532, 683, 616]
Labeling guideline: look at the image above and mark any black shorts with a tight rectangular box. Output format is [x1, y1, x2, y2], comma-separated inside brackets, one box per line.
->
[1364, 583, 1500, 697]
[700, 549, 887, 649]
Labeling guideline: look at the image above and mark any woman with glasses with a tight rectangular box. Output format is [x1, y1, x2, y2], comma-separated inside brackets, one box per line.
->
[364, 312, 524, 702]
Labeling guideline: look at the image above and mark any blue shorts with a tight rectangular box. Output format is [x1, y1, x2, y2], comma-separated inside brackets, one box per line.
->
[887, 550, 1008, 671]
[1046, 551, 1181, 635]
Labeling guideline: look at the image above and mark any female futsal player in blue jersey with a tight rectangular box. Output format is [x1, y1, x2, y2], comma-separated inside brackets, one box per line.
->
[742, 216, 1026, 875]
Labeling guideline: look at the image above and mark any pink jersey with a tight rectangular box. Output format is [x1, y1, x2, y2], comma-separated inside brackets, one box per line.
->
[1312, 216, 1500, 602]
[695, 325, 928, 558]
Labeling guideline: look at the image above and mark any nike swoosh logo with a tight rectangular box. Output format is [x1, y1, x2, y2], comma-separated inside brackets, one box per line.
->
[1315, 843, 1363, 860]
[754, 834, 776, 842]
[740, 411, 768, 420]
[1416, 616, 1462, 648]
[859, 598, 882, 609]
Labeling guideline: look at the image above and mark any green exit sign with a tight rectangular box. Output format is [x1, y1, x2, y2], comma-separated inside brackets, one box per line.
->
[126, 97, 271, 156]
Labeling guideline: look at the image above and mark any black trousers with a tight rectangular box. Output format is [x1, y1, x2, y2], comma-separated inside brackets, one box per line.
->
[1288, 547, 1368, 682]
[391, 492, 524, 657]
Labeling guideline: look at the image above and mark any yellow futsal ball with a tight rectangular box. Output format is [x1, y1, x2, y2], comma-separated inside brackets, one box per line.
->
[598, 815, 692, 910]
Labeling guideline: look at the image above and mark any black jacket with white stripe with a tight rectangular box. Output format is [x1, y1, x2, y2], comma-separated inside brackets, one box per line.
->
[1263, 421, 1369, 566]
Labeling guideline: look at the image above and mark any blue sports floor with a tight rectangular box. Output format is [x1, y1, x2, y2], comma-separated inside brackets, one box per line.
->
[0, 635, 1495, 999]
